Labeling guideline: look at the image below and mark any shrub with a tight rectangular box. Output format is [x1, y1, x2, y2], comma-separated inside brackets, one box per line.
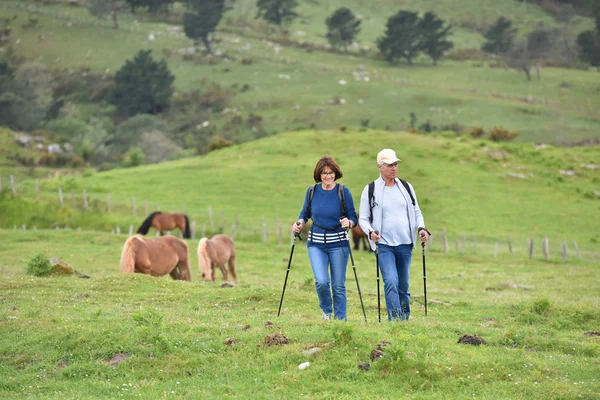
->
[26, 253, 51, 277]
[489, 126, 519, 142]
[468, 126, 485, 138]
[208, 136, 234, 151]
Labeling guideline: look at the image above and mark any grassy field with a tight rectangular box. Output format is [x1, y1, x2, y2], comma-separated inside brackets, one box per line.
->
[1, 0, 599, 144]
[0, 229, 598, 399]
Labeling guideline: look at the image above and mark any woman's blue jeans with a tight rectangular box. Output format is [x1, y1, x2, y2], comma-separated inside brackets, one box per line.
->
[377, 243, 413, 321]
[307, 245, 348, 320]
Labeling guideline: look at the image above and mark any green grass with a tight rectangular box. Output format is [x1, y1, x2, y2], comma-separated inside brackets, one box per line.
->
[0, 229, 598, 399]
[1, 0, 599, 144]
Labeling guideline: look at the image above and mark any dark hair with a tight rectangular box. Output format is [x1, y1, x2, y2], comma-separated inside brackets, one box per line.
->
[313, 156, 343, 183]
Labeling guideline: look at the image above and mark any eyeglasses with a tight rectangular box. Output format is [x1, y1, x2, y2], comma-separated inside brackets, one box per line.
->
[321, 171, 335, 176]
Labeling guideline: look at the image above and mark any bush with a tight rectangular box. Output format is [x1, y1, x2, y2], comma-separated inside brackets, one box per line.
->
[489, 126, 519, 142]
[26, 253, 51, 277]
[468, 126, 486, 138]
[208, 136, 234, 151]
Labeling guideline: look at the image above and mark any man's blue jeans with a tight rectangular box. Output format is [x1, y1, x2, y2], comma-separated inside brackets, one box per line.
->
[307, 245, 348, 320]
[377, 243, 413, 321]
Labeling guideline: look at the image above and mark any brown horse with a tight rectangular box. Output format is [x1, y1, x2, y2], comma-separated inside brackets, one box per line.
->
[120, 234, 191, 281]
[137, 211, 191, 239]
[351, 214, 369, 251]
[197, 234, 237, 283]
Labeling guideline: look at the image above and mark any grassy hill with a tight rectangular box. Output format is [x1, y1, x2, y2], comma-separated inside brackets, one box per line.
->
[5, 129, 599, 257]
[1, 0, 599, 145]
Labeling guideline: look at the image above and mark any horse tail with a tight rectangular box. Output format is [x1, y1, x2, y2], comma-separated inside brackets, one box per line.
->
[120, 235, 140, 273]
[197, 238, 211, 280]
[183, 214, 191, 239]
[137, 211, 161, 235]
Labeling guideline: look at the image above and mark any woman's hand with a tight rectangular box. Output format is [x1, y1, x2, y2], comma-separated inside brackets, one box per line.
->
[292, 220, 304, 233]
[339, 218, 353, 230]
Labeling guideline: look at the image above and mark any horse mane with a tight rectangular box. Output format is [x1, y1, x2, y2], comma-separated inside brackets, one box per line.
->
[120, 235, 143, 273]
[137, 211, 162, 234]
[197, 238, 211, 278]
[183, 214, 191, 239]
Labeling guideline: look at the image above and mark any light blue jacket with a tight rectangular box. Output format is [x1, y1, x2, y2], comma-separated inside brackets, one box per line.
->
[358, 176, 426, 251]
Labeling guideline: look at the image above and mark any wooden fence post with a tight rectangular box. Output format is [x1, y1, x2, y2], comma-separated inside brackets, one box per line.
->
[276, 216, 282, 245]
[572, 240, 582, 261]
[83, 189, 88, 209]
[231, 223, 236, 241]
[129, 225, 133, 236]
[10, 175, 16, 195]
[58, 187, 64, 206]
[201, 224, 206, 238]
[208, 206, 214, 230]
[262, 216, 267, 244]
[561, 242, 567, 264]
[507, 237, 512, 255]
[543, 237, 549, 261]
[442, 228, 448, 253]
[528, 238, 533, 260]
[156, 201, 160, 211]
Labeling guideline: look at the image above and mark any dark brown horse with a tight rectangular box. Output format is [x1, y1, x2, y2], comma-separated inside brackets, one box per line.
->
[137, 211, 191, 239]
[351, 214, 369, 251]
[197, 234, 237, 283]
[120, 234, 191, 281]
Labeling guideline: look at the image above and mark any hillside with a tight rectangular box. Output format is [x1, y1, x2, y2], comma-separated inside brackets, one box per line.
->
[1, 0, 599, 147]
[6, 129, 599, 252]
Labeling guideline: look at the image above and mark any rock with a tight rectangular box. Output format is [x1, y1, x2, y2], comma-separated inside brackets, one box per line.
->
[298, 362, 310, 370]
[458, 334, 486, 346]
[50, 258, 74, 275]
[358, 362, 370, 371]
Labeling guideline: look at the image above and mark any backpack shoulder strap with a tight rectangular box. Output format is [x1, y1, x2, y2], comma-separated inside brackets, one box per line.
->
[306, 184, 317, 217]
[368, 181, 375, 223]
[399, 179, 415, 206]
[337, 183, 347, 217]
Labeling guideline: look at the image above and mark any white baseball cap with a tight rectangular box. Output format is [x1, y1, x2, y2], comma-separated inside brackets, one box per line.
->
[377, 149, 400, 165]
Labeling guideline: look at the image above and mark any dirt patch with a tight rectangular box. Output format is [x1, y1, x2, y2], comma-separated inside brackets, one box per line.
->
[104, 353, 128, 367]
[242, 324, 251, 331]
[264, 320, 281, 329]
[370, 340, 392, 361]
[264, 333, 289, 346]
[358, 362, 370, 371]
[458, 334, 486, 346]
[584, 331, 600, 336]
[56, 360, 68, 370]
[221, 283, 234, 288]
[223, 338, 236, 346]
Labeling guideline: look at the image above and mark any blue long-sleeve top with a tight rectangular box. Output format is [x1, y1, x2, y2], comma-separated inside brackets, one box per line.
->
[298, 183, 358, 248]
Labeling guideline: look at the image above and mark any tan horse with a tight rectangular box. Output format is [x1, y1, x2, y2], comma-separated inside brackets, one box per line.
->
[120, 234, 191, 281]
[137, 211, 191, 239]
[197, 234, 237, 283]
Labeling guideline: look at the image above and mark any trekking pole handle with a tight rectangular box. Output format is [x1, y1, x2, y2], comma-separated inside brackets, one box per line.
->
[420, 231, 426, 247]
[294, 221, 302, 241]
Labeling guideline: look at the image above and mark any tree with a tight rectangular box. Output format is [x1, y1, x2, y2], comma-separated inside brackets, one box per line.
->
[577, 16, 600, 71]
[481, 17, 517, 56]
[325, 7, 361, 53]
[182, 0, 228, 54]
[418, 12, 453, 66]
[109, 50, 175, 116]
[88, 0, 126, 29]
[255, 0, 299, 32]
[377, 10, 422, 65]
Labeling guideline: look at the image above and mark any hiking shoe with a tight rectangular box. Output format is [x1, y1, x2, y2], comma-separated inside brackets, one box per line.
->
[322, 313, 331, 320]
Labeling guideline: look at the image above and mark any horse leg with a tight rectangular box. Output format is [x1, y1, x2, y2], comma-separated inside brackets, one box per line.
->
[353, 236, 359, 250]
[178, 259, 191, 281]
[218, 264, 228, 282]
[170, 265, 182, 280]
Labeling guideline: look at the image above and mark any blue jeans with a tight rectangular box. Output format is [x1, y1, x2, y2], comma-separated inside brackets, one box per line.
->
[307, 245, 349, 320]
[377, 244, 413, 321]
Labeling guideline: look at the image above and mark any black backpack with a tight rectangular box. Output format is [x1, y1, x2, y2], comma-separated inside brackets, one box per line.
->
[306, 183, 347, 219]
[368, 179, 415, 223]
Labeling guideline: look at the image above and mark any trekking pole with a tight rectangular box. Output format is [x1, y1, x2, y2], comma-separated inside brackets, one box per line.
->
[375, 232, 381, 323]
[421, 232, 428, 316]
[277, 222, 301, 317]
[346, 228, 367, 323]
